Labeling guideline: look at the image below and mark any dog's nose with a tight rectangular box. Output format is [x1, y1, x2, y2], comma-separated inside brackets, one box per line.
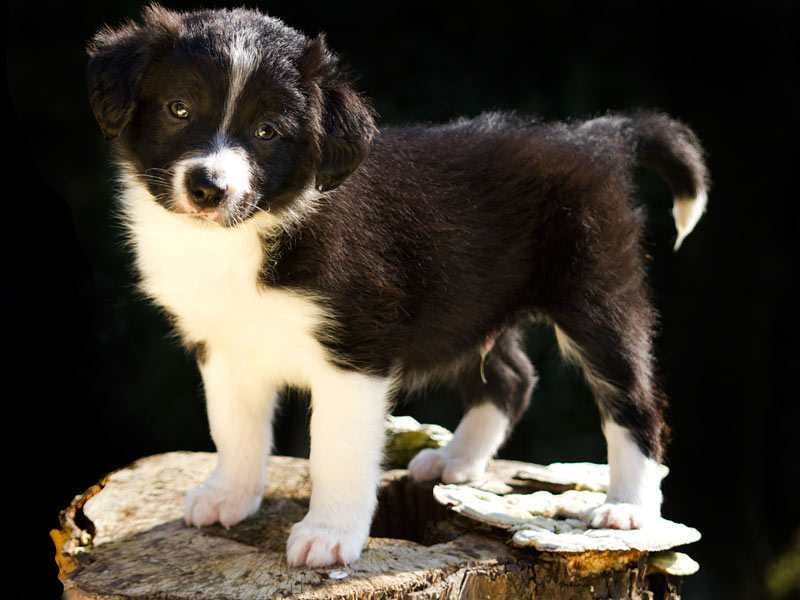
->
[185, 169, 227, 208]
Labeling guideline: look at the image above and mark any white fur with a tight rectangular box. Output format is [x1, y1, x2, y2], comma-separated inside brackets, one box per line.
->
[171, 146, 254, 218]
[219, 29, 261, 136]
[185, 353, 276, 529]
[583, 420, 663, 529]
[121, 178, 390, 566]
[287, 374, 390, 567]
[408, 402, 509, 483]
[672, 189, 707, 250]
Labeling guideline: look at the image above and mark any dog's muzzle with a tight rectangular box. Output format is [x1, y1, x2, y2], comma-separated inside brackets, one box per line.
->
[171, 146, 254, 224]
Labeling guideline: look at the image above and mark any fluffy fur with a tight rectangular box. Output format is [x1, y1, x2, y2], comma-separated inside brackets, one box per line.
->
[88, 5, 709, 567]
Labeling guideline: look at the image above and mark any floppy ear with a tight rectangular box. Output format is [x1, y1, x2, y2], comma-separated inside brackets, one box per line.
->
[87, 6, 179, 139]
[88, 26, 151, 139]
[298, 35, 377, 192]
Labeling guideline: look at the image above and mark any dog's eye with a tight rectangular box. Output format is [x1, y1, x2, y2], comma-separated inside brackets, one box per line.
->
[255, 122, 278, 141]
[168, 101, 190, 119]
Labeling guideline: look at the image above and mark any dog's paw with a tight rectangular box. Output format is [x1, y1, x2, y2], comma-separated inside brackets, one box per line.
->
[582, 502, 658, 530]
[286, 518, 366, 567]
[408, 448, 445, 482]
[184, 483, 262, 529]
[408, 447, 487, 484]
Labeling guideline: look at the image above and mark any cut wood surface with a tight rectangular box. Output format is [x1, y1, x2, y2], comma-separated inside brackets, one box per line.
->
[53, 452, 696, 599]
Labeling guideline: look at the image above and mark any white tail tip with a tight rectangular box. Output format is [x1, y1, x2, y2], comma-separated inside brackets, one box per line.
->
[672, 190, 708, 250]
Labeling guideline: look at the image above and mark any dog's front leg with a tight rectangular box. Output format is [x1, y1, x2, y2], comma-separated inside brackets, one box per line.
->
[286, 372, 391, 567]
[185, 348, 276, 529]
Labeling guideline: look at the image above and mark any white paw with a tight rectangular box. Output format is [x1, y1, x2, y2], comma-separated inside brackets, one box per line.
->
[582, 502, 658, 530]
[408, 447, 487, 484]
[408, 448, 445, 482]
[184, 483, 262, 529]
[286, 517, 367, 567]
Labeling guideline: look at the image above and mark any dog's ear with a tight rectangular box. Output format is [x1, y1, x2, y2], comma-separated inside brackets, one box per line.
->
[87, 5, 179, 139]
[298, 35, 377, 192]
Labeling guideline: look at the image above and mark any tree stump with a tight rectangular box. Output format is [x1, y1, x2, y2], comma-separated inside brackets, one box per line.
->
[52, 452, 698, 599]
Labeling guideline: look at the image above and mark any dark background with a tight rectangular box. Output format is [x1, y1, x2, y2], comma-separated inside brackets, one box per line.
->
[6, 0, 798, 598]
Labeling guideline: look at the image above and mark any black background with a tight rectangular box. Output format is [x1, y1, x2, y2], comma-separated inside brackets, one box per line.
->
[6, 1, 799, 598]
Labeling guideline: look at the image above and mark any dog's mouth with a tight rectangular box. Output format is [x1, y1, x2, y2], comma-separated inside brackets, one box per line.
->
[173, 193, 226, 224]
[172, 191, 261, 227]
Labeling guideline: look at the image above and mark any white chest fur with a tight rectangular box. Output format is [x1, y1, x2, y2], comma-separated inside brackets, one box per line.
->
[120, 182, 331, 389]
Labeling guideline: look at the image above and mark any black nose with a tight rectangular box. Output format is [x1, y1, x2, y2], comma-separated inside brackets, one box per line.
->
[185, 168, 227, 208]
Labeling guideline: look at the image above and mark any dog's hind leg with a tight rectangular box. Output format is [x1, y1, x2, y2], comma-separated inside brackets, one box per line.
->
[552, 291, 667, 529]
[408, 325, 536, 483]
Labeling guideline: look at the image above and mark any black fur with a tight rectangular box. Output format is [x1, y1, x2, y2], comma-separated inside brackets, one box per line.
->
[88, 6, 709, 467]
[269, 112, 682, 458]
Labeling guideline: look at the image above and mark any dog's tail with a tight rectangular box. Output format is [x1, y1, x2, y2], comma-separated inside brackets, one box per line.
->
[624, 112, 709, 250]
[584, 112, 709, 250]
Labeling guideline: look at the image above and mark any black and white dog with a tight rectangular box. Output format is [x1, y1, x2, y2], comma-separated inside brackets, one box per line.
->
[88, 5, 708, 567]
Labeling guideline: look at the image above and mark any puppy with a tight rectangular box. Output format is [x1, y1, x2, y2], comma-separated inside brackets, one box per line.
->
[88, 5, 708, 567]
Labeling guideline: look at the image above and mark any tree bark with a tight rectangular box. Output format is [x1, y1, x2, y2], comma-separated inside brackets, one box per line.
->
[52, 452, 688, 599]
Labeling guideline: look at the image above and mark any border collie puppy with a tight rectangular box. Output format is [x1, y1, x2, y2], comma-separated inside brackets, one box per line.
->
[88, 5, 708, 567]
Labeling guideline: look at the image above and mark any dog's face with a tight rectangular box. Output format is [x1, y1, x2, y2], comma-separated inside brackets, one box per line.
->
[88, 5, 376, 226]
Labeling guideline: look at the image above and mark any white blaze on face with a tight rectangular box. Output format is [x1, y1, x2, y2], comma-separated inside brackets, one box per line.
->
[170, 30, 263, 221]
[219, 29, 261, 138]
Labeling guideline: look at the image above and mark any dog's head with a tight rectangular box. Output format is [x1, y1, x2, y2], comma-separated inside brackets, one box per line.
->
[88, 5, 376, 226]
